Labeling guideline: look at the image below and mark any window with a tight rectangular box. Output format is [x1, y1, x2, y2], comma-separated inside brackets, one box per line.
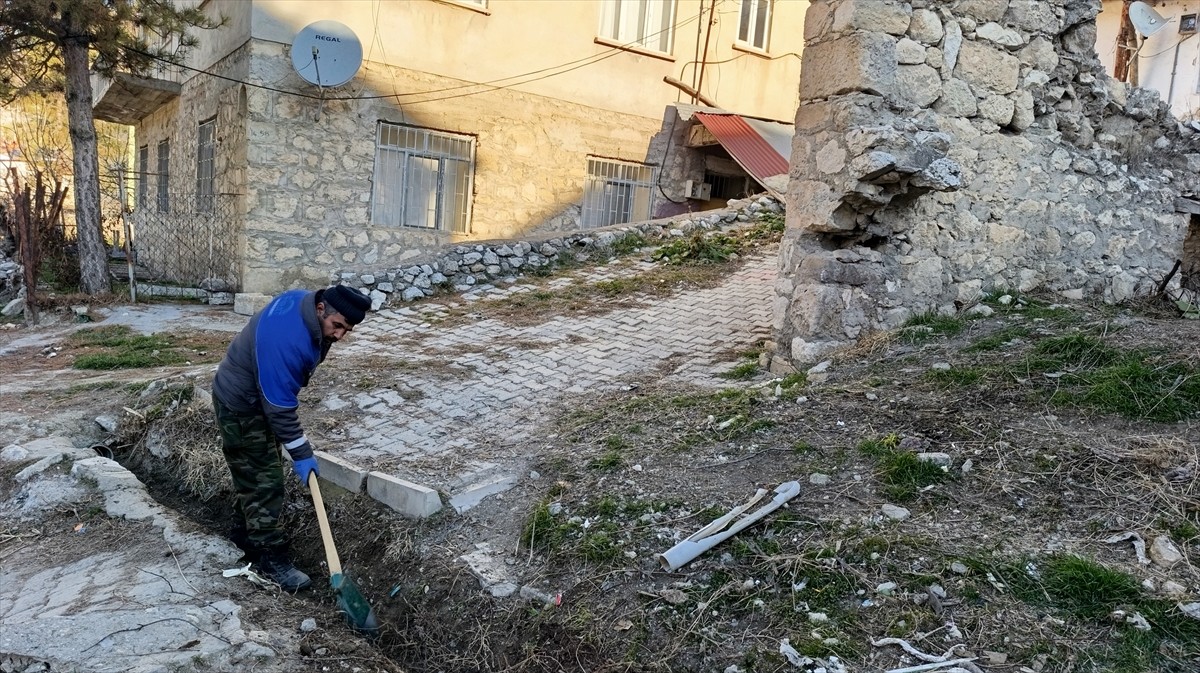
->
[156, 139, 170, 213]
[137, 144, 148, 208]
[196, 118, 216, 212]
[581, 157, 656, 228]
[737, 0, 771, 51]
[599, 0, 676, 54]
[372, 122, 474, 234]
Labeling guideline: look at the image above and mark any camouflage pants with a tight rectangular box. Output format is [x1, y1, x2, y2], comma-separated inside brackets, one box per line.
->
[214, 398, 287, 550]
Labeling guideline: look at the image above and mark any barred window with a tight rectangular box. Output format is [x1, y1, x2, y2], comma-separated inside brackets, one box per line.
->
[196, 118, 216, 212]
[156, 139, 170, 213]
[737, 0, 771, 51]
[371, 122, 474, 234]
[581, 157, 656, 229]
[137, 144, 148, 209]
[599, 0, 676, 54]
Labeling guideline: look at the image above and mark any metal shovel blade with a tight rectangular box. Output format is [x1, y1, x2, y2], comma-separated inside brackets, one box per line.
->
[331, 572, 380, 639]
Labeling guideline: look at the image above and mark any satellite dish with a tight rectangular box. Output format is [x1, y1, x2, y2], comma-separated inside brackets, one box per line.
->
[291, 20, 363, 87]
[1129, 1, 1169, 37]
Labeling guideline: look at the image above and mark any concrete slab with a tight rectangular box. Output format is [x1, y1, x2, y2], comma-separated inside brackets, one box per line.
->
[366, 472, 442, 518]
[234, 293, 273, 316]
[314, 450, 368, 494]
[450, 474, 519, 514]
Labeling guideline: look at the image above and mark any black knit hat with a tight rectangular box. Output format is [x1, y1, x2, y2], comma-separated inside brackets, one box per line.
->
[322, 285, 371, 326]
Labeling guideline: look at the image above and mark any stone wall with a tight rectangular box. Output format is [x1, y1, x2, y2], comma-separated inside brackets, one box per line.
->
[330, 195, 783, 311]
[240, 41, 663, 293]
[773, 0, 1200, 367]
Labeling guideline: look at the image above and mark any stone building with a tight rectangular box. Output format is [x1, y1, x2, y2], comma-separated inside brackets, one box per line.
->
[92, 0, 805, 293]
[771, 0, 1200, 368]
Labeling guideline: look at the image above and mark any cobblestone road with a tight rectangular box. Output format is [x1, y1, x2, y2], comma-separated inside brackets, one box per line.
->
[323, 247, 779, 494]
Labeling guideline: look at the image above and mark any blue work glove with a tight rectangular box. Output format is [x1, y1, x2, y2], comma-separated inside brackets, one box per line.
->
[292, 457, 319, 485]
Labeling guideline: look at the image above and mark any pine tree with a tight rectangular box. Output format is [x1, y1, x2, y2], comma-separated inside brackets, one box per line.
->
[0, 0, 219, 295]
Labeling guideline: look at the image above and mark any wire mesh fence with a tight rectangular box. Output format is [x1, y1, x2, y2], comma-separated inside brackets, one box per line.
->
[121, 192, 241, 291]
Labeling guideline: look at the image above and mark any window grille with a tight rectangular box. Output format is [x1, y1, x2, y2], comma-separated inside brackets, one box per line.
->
[705, 171, 750, 200]
[371, 122, 474, 234]
[599, 0, 676, 54]
[137, 144, 148, 209]
[581, 157, 656, 228]
[196, 118, 216, 212]
[737, 0, 771, 51]
[156, 139, 170, 213]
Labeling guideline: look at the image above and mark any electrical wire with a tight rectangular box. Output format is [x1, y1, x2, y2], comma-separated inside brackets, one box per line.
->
[119, 9, 701, 107]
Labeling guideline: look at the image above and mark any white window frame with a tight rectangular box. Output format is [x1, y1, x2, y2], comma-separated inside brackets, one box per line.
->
[156, 139, 170, 213]
[581, 157, 657, 229]
[196, 117, 216, 212]
[136, 144, 148, 209]
[736, 0, 772, 52]
[371, 122, 475, 234]
[599, 0, 677, 54]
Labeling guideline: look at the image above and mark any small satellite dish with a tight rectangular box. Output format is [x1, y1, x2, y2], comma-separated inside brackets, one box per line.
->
[1129, 1, 1169, 37]
[291, 20, 363, 87]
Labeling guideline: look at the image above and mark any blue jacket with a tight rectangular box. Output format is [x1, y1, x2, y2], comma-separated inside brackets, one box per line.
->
[212, 290, 330, 459]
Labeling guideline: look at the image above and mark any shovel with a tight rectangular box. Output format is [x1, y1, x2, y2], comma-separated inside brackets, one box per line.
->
[308, 472, 380, 638]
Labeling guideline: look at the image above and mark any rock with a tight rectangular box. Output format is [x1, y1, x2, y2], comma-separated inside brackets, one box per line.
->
[896, 38, 927, 65]
[94, 415, 119, 433]
[882, 504, 910, 521]
[917, 452, 952, 467]
[942, 20, 964, 73]
[979, 95, 1016, 126]
[832, 0, 913, 35]
[966, 304, 994, 317]
[876, 581, 898, 595]
[808, 611, 830, 623]
[931, 362, 952, 371]
[1, 444, 30, 462]
[300, 618, 317, 633]
[809, 473, 830, 486]
[2, 296, 25, 317]
[950, 561, 970, 574]
[897, 64, 943, 107]
[807, 360, 832, 375]
[955, 40, 1020, 94]
[1162, 581, 1187, 596]
[975, 22, 1024, 48]
[1010, 90, 1035, 131]
[907, 8, 943, 43]
[961, 459, 974, 474]
[401, 287, 424, 302]
[956, 0, 1009, 23]
[935, 78, 978, 117]
[1149, 536, 1183, 567]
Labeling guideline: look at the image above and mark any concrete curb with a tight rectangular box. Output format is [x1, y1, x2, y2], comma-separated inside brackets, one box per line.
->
[314, 450, 443, 518]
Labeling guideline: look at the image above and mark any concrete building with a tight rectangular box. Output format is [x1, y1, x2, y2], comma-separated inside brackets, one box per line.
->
[1096, 0, 1200, 120]
[92, 0, 805, 293]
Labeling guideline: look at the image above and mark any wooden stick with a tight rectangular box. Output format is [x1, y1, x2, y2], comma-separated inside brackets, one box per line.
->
[308, 473, 342, 576]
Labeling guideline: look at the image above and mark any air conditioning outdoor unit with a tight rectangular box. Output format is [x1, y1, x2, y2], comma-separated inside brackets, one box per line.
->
[684, 179, 713, 200]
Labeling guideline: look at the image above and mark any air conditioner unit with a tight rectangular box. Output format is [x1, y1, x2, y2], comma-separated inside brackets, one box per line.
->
[684, 179, 712, 200]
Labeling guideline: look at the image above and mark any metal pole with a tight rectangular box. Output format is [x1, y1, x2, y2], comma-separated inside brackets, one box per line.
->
[117, 167, 137, 302]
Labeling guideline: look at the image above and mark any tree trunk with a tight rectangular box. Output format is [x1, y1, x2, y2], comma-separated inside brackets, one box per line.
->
[62, 35, 111, 295]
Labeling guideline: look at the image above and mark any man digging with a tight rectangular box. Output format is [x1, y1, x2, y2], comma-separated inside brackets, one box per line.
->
[212, 285, 371, 591]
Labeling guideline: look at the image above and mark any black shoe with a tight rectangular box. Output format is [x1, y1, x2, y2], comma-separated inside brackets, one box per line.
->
[229, 526, 259, 562]
[255, 550, 312, 592]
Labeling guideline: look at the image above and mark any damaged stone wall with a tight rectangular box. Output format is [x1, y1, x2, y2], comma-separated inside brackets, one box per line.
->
[773, 0, 1200, 367]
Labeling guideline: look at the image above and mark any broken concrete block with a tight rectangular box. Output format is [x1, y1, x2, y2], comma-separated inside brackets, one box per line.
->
[367, 471, 442, 518]
[314, 451, 368, 494]
[233, 293, 272, 317]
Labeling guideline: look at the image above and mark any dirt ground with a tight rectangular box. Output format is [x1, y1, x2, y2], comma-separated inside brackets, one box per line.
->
[3, 268, 1199, 673]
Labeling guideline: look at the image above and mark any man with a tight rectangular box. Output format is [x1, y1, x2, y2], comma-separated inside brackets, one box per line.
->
[212, 284, 372, 591]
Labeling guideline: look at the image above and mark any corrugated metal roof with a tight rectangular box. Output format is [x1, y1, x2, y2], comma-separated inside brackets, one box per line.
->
[693, 112, 790, 185]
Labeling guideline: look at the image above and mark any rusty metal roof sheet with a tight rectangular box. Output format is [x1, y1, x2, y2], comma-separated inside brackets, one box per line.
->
[693, 111, 791, 185]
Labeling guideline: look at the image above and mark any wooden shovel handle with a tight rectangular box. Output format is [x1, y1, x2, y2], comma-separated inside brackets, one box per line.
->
[308, 472, 342, 576]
